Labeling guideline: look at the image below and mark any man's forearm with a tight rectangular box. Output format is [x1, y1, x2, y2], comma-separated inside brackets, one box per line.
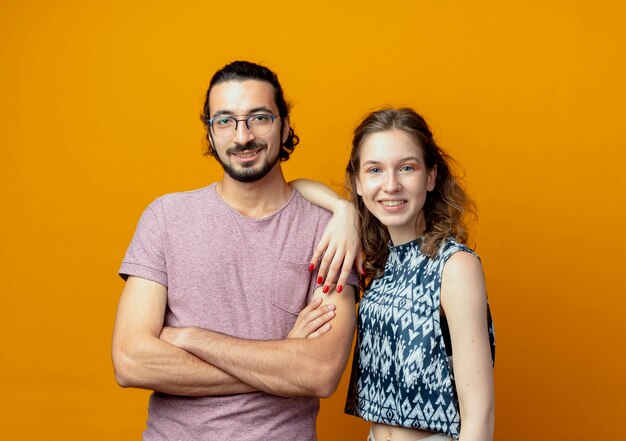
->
[113, 334, 255, 396]
[166, 327, 351, 398]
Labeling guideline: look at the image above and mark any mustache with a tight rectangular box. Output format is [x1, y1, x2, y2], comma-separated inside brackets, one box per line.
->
[226, 141, 267, 155]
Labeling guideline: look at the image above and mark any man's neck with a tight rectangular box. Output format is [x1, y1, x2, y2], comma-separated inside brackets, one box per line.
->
[216, 164, 293, 219]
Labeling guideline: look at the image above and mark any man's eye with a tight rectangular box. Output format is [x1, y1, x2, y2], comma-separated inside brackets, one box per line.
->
[215, 118, 233, 126]
[250, 114, 271, 123]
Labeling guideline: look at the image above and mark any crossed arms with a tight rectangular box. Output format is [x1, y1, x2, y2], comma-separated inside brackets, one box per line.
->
[112, 276, 356, 398]
[112, 180, 360, 398]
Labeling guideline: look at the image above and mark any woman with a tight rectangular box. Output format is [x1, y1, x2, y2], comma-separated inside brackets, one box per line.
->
[293, 108, 495, 441]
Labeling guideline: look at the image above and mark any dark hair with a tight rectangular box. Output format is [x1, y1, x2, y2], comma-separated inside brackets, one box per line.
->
[200, 60, 299, 161]
[346, 108, 476, 282]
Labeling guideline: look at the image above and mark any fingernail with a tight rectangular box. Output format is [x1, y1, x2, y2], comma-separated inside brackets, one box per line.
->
[337, 285, 343, 294]
[309, 263, 315, 271]
[317, 276, 323, 284]
[323, 285, 329, 294]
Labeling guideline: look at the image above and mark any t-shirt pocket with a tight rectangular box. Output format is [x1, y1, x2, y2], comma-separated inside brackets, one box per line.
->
[271, 259, 313, 315]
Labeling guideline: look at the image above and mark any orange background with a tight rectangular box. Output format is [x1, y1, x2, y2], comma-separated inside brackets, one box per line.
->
[1, 1, 624, 439]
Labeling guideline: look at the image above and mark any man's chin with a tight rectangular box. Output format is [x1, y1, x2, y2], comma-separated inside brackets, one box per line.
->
[222, 162, 275, 183]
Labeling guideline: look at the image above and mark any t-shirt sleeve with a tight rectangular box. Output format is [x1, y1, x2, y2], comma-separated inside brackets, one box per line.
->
[119, 199, 168, 287]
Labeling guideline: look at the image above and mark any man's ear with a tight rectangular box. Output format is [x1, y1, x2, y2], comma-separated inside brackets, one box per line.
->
[207, 131, 216, 156]
[282, 116, 290, 145]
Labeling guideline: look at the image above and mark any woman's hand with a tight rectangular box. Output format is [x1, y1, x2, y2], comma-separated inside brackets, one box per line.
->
[288, 297, 336, 339]
[311, 200, 363, 294]
[288, 179, 364, 292]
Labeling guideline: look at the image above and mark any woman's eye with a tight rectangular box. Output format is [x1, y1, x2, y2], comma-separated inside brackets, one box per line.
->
[400, 165, 415, 172]
[367, 167, 382, 174]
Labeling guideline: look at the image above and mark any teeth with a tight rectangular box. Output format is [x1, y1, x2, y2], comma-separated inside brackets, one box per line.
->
[236, 151, 257, 158]
[381, 200, 404, 207]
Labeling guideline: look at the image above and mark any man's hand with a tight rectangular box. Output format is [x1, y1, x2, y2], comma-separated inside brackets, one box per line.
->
[287, 296, 336, 339]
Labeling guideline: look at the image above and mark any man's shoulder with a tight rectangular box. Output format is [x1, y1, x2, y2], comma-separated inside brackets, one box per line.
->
[290, 189, 332, 221]
[145, 184, 216, 213]
[157, 184, 216, 204]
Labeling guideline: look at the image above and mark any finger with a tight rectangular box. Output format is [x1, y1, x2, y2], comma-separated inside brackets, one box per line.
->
[322, 249, 346, 292]
[289, 299, 327, 339]
[305, 296, 323, 311]
[310, 235, 330, 270]
[299, 301, 330, 324]
[335, 251, 356, 294]
[317, 245, 337, 285]
[305, 308, 336, 337]
[303, 303, 335, 326]
[298, 297, 323, 318]
[307, 323, 331, 339]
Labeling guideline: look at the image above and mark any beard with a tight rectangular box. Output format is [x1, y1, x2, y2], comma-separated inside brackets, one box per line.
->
[216, 141, 281, 183]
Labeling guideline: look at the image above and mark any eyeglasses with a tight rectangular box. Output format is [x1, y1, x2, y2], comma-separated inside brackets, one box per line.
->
[208, 113, 279, 139]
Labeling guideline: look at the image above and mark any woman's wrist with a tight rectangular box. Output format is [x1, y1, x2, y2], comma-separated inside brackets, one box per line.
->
[331, 197, 354, 214]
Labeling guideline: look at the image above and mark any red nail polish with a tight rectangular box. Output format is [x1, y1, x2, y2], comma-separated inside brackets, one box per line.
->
[317, 276, 323, 284]
[322, 285, 329, 294]
[309, 263, 315, 271]
[337, 285, 343, 294]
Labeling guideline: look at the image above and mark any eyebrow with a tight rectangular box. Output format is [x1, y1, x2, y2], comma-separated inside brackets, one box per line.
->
[212, 106, 275, 118]
[362, 156, 423, 166]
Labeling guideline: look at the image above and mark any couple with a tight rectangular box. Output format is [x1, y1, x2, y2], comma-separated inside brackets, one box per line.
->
[112, 61, 495, 441]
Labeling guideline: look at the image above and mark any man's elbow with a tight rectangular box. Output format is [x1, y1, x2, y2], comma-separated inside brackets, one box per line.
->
[112, 348, 131, 388]
[315, 382, 339, 399]
[112, 345, 143, 389]
[310, 363, 343, 398]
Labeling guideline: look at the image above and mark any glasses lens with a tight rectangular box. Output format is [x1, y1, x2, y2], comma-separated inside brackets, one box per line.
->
[248, 114, 276, 137]
[212, 117, 236, 138]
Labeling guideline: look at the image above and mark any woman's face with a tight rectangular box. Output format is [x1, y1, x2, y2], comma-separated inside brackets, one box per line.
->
[356, 129, 436, 245]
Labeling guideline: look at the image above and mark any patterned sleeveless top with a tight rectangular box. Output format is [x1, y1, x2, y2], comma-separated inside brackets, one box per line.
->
[345, 237, 495, 439]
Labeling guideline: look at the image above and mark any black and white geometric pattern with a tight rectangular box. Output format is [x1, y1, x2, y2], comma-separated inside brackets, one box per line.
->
[345, 238, 495, 439]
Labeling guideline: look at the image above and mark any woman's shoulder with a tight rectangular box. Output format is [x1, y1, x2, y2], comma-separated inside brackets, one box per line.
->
[439, 237, 479, 262]
[438, 238, 483, 289]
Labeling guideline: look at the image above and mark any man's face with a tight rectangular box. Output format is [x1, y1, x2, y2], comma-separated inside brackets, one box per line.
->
[208, 80, 288, 183]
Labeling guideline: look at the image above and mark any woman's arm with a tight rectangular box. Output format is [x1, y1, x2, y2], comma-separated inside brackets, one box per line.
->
[441, 251, 495, 441]
[290, 179, 363, 293]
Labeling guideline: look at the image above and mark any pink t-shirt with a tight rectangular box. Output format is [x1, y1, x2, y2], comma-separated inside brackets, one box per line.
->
[120, 184, 352, 440]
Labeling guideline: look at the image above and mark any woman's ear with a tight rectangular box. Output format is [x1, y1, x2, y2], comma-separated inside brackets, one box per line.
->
[427, 165, 437, 191]
[356, 178, 363, 196]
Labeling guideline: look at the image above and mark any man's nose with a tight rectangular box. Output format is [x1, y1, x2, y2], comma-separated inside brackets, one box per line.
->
[233, 120, 254, 144]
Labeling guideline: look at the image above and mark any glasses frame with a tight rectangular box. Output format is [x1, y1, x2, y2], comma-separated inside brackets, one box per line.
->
[208, 113, 280, 138]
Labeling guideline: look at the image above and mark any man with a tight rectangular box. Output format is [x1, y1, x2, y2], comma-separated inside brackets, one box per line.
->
[112, 61, 358, 440]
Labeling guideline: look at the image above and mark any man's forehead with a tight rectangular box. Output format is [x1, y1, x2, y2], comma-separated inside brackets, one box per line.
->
[209, 79, 277, 115]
